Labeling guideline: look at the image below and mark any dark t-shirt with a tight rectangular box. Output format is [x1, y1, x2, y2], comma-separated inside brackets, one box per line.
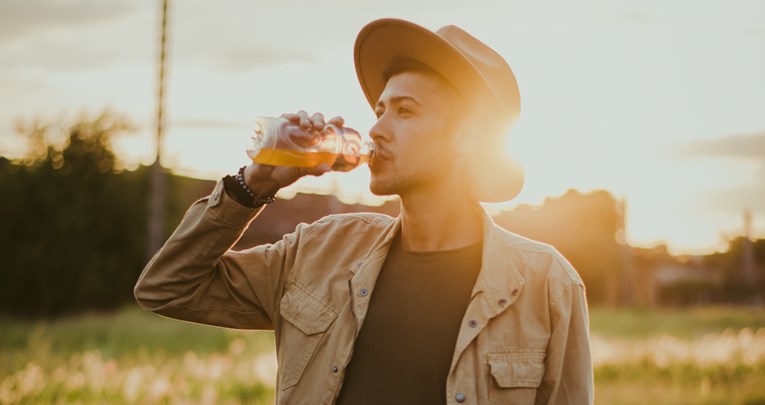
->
[335, 233, 482, 405]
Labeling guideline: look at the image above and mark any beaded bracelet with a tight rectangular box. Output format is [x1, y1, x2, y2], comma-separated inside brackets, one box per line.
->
[236, 166, 276, 208]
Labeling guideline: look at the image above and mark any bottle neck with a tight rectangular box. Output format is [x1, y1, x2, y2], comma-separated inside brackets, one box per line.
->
[362, 140, 377, 161]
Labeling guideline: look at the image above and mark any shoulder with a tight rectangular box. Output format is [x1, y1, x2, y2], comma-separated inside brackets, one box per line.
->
[490, 224, 583, 286]
[297, 212, 396, 237]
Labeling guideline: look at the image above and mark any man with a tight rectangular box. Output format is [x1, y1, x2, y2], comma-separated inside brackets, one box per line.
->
[135, 18, 593, 404]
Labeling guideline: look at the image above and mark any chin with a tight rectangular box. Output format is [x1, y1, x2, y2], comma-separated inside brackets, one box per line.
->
[369, 179, 396, 197]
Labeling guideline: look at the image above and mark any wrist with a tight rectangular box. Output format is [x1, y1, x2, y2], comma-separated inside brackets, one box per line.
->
[236, 166, 276, 208]
[242, 164, 282, 199]
[222, 166, 277, 209]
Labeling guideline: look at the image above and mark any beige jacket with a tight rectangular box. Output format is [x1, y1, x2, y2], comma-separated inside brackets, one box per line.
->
[134, 180, 594, 405]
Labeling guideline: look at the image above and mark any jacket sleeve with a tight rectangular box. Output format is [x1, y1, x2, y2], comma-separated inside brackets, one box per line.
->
[133, 180, 298, 330]
[537, 257, 594, 405]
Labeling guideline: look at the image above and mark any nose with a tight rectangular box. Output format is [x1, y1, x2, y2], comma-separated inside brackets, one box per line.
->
[369, 114, 392, 144]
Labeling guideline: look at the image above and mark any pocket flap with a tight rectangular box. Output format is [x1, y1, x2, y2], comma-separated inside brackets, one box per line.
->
[280, 285, 337, 335]
[488, 352, 545, 388]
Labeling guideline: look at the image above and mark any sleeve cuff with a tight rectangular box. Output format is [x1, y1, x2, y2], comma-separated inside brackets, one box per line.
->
[207, 179, 265, 226]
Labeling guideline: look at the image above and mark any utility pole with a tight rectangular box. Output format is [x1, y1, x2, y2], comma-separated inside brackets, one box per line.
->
[148, 0, 170, 258]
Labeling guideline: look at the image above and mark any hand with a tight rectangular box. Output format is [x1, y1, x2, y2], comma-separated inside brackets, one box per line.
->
[282, 110, 345, 133]
[243, 111, 345, 198]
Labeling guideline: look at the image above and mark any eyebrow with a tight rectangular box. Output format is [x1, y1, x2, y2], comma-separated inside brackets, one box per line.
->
[375, 95, 423, 109]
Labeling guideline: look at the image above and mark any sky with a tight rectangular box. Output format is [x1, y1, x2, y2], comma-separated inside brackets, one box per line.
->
[0, 0, 763, 255]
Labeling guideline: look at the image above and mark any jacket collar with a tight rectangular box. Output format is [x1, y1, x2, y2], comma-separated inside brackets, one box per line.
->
[472, 209, 526, 314]
[349, 214, 402, 276]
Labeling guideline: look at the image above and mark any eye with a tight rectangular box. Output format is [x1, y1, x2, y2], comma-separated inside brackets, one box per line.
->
[397, 106, 413, 115]
[374, 108, 384, 118]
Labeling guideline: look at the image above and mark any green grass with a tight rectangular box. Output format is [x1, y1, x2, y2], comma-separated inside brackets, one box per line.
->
[1, 305, 764, 404]
[0, 308, 273, 357]
[589, 305, 765, 339]
[595, 362, 765, 405]
[589, 305, 765, 405]
[0, 307, 275, 379]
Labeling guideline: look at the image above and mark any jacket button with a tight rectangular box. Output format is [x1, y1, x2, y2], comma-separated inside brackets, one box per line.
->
[498, 298, 508, 306]
[455, 392, 466, 403]
[511, 288, 519, 296]
[332, 366, 339, 373]
[467, 319, 478, 328]
[359, 288, 369, 297]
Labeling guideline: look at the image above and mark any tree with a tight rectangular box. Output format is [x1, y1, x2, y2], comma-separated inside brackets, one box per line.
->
[0, 111, 149, 316]
[494, 189, 627, 305]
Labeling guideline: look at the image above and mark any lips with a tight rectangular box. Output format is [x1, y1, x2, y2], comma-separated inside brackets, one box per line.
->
[369, 146, 390, 169]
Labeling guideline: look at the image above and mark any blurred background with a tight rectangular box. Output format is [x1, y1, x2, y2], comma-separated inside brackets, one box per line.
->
[0, 0, 763, 404]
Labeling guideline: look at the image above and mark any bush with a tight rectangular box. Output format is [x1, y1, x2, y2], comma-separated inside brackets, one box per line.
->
[0, 112, 159, 317]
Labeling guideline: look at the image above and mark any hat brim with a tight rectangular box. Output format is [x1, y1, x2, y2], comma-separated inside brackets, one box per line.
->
[354, 19, 524, 202]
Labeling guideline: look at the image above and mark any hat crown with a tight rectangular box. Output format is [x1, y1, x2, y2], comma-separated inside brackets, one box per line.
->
[435, 25, 520, 124]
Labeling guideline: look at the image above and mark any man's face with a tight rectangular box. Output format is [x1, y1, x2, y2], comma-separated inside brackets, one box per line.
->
[368, 71, 464, 198]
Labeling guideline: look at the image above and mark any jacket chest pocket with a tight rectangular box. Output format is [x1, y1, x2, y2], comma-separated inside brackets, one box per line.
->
[487, 351, 545, 405]
[278, 285, 337, 390]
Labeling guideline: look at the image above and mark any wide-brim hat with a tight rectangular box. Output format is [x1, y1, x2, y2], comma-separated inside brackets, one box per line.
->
[354, 18, 524, 202]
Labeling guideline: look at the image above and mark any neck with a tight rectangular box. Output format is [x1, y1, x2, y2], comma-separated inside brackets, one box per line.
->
[398, 183, 484, 252]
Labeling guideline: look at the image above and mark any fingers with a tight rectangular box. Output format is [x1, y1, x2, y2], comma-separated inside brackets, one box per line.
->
[310, 112, 325, 131]
[278, 111, 312, 130]
[281, 111, 342, 131]
[295, 110, 312, 130]
[327, 115, 345, 127]
[281, 112, 299, 124]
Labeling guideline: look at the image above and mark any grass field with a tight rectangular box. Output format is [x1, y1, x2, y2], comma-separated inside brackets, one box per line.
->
[1, 306, 764, 404]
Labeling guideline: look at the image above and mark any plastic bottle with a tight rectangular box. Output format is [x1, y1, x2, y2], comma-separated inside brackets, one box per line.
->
[246, 116, 376, 172]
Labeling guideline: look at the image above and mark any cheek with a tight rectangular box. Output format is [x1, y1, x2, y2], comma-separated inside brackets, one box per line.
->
[389, 111, 458, 156]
